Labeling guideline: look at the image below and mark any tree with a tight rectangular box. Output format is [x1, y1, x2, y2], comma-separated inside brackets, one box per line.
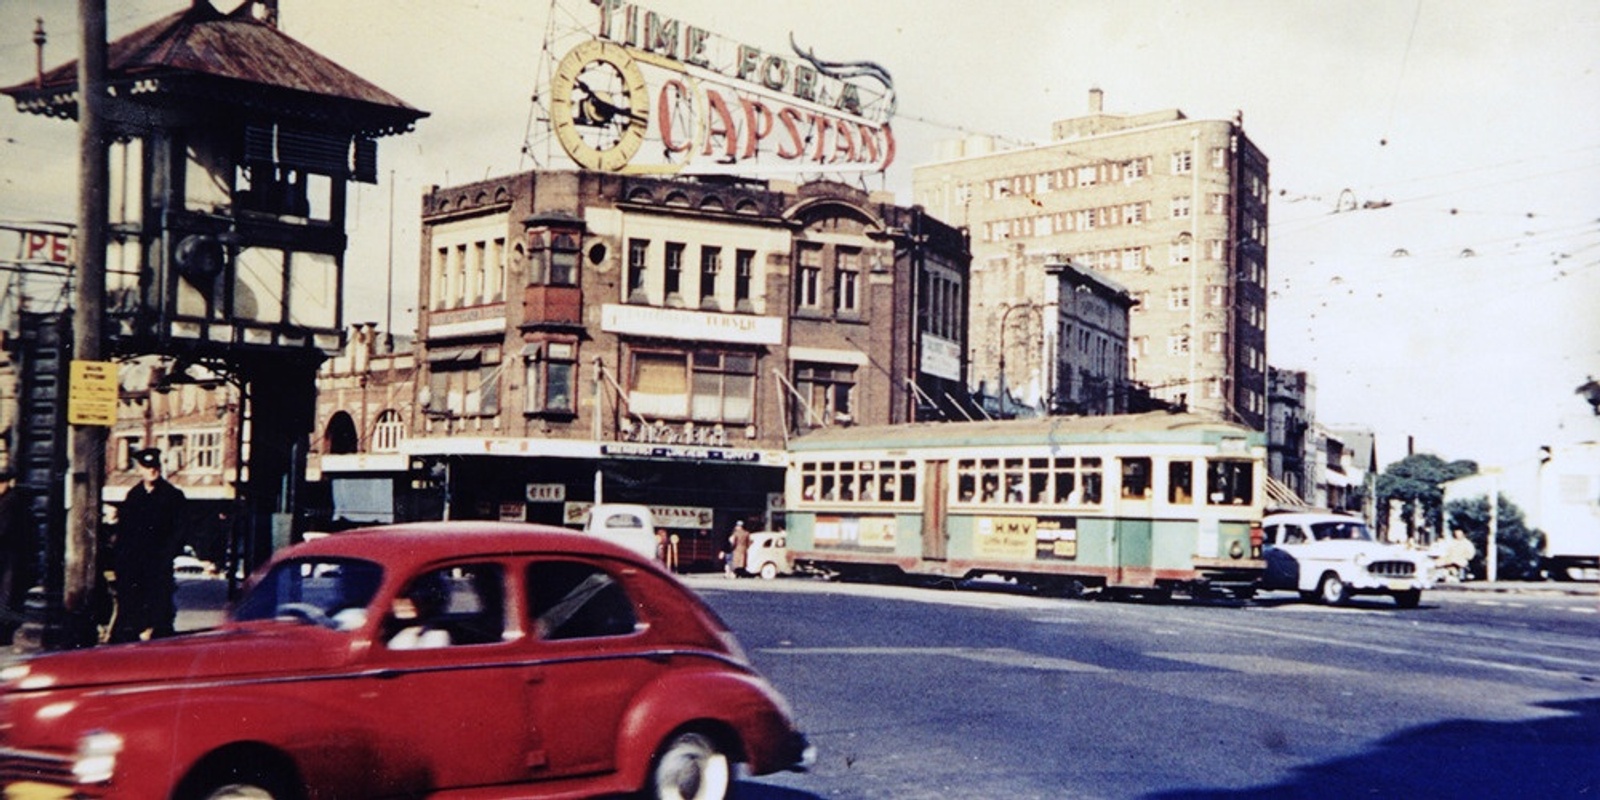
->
[1446, 494, 1545, 580]
[1375, 454, 1478, 543]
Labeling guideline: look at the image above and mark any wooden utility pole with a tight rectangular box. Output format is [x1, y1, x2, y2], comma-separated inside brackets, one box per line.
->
[64, 0, 108, 647]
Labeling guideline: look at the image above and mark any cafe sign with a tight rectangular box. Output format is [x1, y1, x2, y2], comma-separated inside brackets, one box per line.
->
[550, 0, 897, 176]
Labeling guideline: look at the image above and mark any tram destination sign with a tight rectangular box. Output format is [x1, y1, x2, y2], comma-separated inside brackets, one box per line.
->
[549, 0, 896, 176]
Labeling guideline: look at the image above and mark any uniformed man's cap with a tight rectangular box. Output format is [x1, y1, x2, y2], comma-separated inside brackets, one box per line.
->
[132, 448, 162, 469]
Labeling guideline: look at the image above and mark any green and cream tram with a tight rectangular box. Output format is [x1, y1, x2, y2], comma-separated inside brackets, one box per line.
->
[783, 412, 1267, 598]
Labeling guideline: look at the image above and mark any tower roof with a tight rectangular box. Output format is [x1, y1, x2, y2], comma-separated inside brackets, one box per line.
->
[3, 1, 426, 137]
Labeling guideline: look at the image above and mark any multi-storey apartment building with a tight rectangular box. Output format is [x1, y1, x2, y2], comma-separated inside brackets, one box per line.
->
[328, 171, 970, 546]
[913, 89, 1269, 428]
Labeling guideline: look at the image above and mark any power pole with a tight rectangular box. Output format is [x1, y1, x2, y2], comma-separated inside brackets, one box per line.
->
[63, 0, 108, 647]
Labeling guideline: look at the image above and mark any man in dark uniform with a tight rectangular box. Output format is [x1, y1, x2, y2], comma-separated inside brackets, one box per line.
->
[109, 448, 186, 643]
[0, 470, 33, 646]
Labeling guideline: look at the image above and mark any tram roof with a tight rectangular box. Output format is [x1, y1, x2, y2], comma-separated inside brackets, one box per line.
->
[787, 412, 1263, 452]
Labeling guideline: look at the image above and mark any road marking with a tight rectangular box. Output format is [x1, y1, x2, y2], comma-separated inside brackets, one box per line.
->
[1147, 652, 1361, 677]
[760, 645, 1109, 673]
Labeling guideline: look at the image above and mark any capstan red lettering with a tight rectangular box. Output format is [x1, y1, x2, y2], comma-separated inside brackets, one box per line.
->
[739, 97, 775, 159]
[701, 88, 739, 159]
[658, 79, 693, 154]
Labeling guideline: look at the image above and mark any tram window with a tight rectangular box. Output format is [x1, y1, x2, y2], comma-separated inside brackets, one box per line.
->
[1120, 457, 1152, 499]
[956, 459, 976, 501]
[820, 474, 837, 500]
[1081, 459, 1104, 504]
[800, 468, 818, 502]
[1168, 460, 1194, 504]
[1207, 459, 1254, 505]
[897, 469, 915, 502]
[859, 474, 876, 501]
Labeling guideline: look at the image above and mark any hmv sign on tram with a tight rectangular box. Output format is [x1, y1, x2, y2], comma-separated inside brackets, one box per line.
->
[549, 0, 897, 175]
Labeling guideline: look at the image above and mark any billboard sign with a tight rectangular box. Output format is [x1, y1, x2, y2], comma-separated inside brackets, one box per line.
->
[551, 0, 896, 176]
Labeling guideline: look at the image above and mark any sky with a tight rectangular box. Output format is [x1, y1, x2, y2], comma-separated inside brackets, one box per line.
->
[0, 0, 1597, 471]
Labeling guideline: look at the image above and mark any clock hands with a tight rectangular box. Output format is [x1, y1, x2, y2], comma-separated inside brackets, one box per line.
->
[574, 77, 641, 127]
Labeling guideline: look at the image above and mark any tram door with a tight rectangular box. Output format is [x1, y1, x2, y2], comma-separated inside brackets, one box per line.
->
[921, 460, 948, 561]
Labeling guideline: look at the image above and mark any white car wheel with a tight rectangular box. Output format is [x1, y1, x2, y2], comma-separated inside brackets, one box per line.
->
[759, 561, 778, 580]
[1317, 573, 1349, 605]
[650, 731, 731, 800]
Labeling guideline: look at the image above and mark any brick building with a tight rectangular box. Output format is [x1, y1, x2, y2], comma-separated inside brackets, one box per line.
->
[318, 171, 971, 548]
[912, 89, 1270, 428]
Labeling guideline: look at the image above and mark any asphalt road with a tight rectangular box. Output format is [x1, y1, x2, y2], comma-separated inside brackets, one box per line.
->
[682, 576, 1599, 800]
[168, 574, 1598, 799]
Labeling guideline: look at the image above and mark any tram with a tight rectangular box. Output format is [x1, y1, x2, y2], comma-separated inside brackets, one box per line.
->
[783, 412, 1267, 598]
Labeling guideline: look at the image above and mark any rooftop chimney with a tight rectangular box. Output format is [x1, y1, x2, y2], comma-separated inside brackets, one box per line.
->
[1089, 87, 1104, 114]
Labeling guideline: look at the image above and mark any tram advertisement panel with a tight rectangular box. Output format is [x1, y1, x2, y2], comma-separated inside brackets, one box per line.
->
[1035, 517, 1078, 560]
[976, 516, 1079, 561]
[814, 515, 896, 550]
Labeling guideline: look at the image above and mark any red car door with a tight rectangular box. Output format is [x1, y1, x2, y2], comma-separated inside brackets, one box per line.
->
[360, 562, 536, 792]
[521, 558, 672, 778]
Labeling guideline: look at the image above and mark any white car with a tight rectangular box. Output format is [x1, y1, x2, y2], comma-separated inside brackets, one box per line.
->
[580, 503, 659, 561]
[746, 532, 790, 580]
[1259, 511, 1434, 607]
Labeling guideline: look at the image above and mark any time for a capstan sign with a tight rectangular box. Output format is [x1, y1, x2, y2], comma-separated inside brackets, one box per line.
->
[550, 1, 898, 176]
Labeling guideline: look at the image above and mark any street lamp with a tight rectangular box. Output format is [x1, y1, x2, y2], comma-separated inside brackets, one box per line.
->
[997, 302, 1042, 418]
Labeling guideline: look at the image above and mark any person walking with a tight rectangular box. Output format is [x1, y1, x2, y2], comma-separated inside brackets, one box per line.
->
[109, 448, 186, 643]
[0, 471, 33, 646]
[727, 520, 751, 578]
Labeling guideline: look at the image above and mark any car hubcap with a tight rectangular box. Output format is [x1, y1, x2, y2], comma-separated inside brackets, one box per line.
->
[204, 785, 275, 800]
[655, 732, 730, 800]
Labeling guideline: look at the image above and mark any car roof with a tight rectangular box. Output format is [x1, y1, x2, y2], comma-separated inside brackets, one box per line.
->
[1263, 511, 1365, 525]
[276, 521, 649, 574]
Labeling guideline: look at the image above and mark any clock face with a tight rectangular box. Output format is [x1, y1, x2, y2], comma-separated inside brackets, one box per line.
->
[550, 40, 650, 172]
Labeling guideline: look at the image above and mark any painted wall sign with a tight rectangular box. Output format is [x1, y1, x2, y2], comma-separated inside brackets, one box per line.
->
[551, 1, 897, 176]
[601, 303, 784, 345]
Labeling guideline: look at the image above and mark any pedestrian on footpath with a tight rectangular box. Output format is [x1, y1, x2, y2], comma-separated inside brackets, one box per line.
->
[727, 520, 751, 578]
[109, 448, 186, 643]
[0, 471, 33, 647]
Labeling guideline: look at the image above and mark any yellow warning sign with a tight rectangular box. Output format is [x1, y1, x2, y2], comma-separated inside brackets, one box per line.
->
[68, 360, 118, 426]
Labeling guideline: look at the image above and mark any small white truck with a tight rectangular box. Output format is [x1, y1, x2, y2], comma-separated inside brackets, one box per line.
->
[581, 503, 658, 561]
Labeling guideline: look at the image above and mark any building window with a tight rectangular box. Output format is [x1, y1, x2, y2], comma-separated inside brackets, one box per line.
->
[794, 363, 855, 429]
[630, 351, 689, 418]
[1208, 285, 1229, 307]
[1207, 331, 1228, 353]
[692, 351, 755, 423]
[1171, 150, 1193, 174]
[734, 249, 754, 306]
[1170, 195, 1191, 219]
[1210, 146, 1227, 169]
[627, 238, 649, 300]
[1167, 285, 1190, 309]
[795, 245, 822, 309]
[192, 430, 222, 471]
[427, 353, 501, 418]
[699, 246, 721, 307]
[524, 342, 576, 414]
[628, 349, 754, 423]
[1167, 335, 1190, 355]
[664, 242, 685, 298]
[372, 409, 405, 452]
[834, 249, 860, 314]
[548, 234, 578, 286]
[1170, 237, 1192, 265]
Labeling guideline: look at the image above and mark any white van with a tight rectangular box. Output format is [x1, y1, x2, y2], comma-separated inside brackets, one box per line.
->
[581, 503, 658, 561]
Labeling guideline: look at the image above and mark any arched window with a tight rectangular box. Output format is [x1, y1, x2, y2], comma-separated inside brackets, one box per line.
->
[371, 409, 405, 453]
[325, 411, 359, 454]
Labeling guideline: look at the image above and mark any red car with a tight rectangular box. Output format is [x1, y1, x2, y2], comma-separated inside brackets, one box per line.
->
[0, 522, 812, 799]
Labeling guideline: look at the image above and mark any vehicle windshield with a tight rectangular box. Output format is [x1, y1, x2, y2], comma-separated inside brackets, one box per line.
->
[1308, 520, 1376, 542]
[232, 557, 384, 631]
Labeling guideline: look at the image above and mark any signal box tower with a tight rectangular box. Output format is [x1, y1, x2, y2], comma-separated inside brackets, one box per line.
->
[2, 1, 426, 643]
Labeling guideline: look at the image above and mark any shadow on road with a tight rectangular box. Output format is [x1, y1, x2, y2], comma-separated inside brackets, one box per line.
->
[732, 781, 826, 799]
[1146, 696, 1600, 800]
